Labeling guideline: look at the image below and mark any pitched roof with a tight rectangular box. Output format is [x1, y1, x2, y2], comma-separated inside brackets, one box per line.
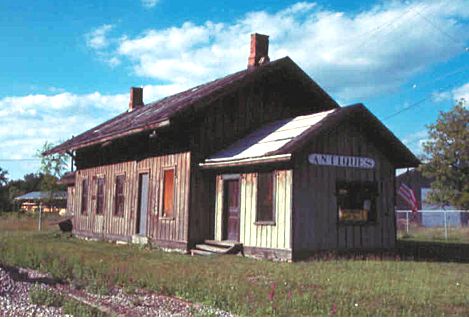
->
[46, 57, 337, 155]
[200, 104, 420, 169]
[15, 191, 67, 201]
[204, 109, 338, 163]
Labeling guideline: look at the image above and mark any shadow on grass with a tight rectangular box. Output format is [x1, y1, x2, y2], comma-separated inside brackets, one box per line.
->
[397, 240, 469, 263]
[0, 264, 63, 286]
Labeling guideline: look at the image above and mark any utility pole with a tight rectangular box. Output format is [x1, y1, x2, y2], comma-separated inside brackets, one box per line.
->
[38, 202, 42, 231]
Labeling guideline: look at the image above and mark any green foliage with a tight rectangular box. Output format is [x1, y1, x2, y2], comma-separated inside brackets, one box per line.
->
[29, 285, 64, 307]
[420, 100, 469, 209]
[0, 167, 8, 186]
[36, 141, 69, 179]
[62, 298, 107, 317]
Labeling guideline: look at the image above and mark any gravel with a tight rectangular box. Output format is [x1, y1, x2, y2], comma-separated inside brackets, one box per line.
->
[0, 267, 63, 317]
[0, 266, 231, 317]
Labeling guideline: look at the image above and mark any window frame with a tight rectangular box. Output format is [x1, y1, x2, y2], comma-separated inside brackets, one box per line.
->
[81, 178, 89, 216]
[114, 174, 126, 217]
[255, 171, 276, 225]
[336, 180, 378, 225]
[161, 167, 176, 219]
[96, 175, 105, 215]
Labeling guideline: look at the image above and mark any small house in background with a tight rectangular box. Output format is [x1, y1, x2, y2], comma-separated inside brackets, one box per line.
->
[396, 169, 465, 227]
[14, 191, 67, 215]
[45, 33, 419, 261]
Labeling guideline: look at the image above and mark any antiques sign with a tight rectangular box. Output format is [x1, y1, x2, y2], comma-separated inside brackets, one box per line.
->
[308, 153, 375, 169]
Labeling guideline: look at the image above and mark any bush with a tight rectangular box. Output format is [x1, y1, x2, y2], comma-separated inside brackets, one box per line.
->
[29, 285, 64, 307]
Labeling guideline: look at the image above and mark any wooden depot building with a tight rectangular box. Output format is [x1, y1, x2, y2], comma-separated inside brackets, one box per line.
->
[47, 33, 419, 261]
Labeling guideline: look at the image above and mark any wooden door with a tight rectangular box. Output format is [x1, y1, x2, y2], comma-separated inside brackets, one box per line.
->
[136, 173, 149, 235]
[223, 179, 240, 241]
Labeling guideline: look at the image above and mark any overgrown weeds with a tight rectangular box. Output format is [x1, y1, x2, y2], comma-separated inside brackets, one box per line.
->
[2, 219, 469, 316]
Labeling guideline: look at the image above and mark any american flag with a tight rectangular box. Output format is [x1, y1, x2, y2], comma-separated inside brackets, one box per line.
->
[398, 183, 418, 212]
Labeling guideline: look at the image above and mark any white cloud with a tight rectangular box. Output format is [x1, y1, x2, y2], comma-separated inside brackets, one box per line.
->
[0, 82, 191, 178]
[402, 130, 428, 155]
[141, 0, 159, 9]
[452, 82, 469, 103]
[87, 0, 469, 102]
[85, 24, 114, 50]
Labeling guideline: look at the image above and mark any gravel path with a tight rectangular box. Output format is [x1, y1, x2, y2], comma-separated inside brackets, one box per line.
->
[0, 267, 63, 317]
[0, 266, 231, 317]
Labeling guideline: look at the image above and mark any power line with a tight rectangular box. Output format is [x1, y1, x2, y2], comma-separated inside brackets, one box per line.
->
[0, 159, 40, 162]
[382, 77, 466, 121]
[414, 9, 468, 51]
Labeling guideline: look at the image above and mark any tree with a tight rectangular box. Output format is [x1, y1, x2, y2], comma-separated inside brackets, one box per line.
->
[36, 142, 70, 205]
[0, 167, 8, 187]
[419, 100, 469, 209]
[0, 167, 9, 212]
[37, 141, 69, 178]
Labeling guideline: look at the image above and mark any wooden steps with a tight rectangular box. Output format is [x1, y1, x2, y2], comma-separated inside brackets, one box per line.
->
[190, 240, 242, 256]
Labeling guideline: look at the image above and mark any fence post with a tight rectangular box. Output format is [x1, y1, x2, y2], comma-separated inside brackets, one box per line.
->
[443, 210, 448, 240]
[406, 211, 409, 235]
[38, 202, 42, 231]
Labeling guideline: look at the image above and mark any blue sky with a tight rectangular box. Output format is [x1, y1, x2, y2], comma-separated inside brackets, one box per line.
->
[0, 0, 468, 179]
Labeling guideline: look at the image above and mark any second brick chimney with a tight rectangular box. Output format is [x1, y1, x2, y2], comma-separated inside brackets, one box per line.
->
[128, 87, 143, 112]
[247, 33, 270, 69]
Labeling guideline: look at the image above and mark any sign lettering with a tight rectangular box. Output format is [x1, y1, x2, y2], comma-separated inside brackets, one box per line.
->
[308, 153, 375, 169]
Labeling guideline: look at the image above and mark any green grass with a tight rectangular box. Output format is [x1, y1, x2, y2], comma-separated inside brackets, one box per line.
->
[397, 225, 469, 244]
[1, 215, 469, 316]
[29, 284, 107, 316]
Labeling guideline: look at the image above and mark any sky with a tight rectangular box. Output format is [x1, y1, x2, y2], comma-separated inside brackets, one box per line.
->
[0, 0, 468, 180]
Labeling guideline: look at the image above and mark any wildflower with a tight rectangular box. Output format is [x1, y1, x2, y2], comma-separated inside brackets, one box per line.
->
[268, 283, 276, 302]
[354, 303, 358, 307]
[329, 303, 337, 316]
[456, 282, 460, 286]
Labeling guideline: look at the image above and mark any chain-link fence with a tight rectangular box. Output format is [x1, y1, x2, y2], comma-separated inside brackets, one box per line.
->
[396, 210, 469, 243]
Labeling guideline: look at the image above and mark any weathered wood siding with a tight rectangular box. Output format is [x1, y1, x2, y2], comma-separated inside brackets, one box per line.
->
[292, 123, 396, 256]
[188, 69, 337, 245]
[67, 186, 76, 215]
[73, 152, 191, 247]
[214, 170, 292, 251]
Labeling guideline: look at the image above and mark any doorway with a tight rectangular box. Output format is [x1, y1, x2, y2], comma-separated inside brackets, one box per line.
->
[136, 173, 149, 236]
[223, 178, 240, 241]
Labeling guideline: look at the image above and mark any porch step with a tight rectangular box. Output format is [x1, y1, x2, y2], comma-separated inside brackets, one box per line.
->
[204, 239, 242, 248]
[195, 244, 232, 254]
[131, 235, 149, 245]
[190, 240, 243, 257]
[190, 249, 215, 256]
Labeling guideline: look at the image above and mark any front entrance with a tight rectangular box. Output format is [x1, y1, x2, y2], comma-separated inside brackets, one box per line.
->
[223, 178, 240, 241]
[136, 173, 149, 235]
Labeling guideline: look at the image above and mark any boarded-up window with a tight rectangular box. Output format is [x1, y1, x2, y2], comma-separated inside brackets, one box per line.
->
[256, 172, 275, 222]
[337, 181, 378, 223]
[96, 177, 105, 215]
[114, 175, 125, 217]
[162, 169, 175, 217]
[81, 179, 88, 215]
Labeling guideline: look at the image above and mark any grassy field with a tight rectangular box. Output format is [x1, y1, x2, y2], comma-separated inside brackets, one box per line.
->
[397, 225, 469, 243]
[1, 214, 469, 316]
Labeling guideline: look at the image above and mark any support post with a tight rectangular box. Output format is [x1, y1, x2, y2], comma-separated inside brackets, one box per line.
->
[38, 202, 42, 231]
[406, 211, 409, 235]
[443, 210, 448, 240]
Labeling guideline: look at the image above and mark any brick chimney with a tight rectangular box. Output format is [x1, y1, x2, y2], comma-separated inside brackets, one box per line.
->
[247, 33, 270, 69]
[128, 87, 143, 112]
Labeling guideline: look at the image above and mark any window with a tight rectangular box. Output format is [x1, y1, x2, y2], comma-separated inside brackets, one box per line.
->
[114, 175, 125, 217]
[96, 177, 105, 215]
[337, 181, 378, 223]
[256, 172, 275, 222]
[162, 169, 175, 217]
[81, 179, 88, 215]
